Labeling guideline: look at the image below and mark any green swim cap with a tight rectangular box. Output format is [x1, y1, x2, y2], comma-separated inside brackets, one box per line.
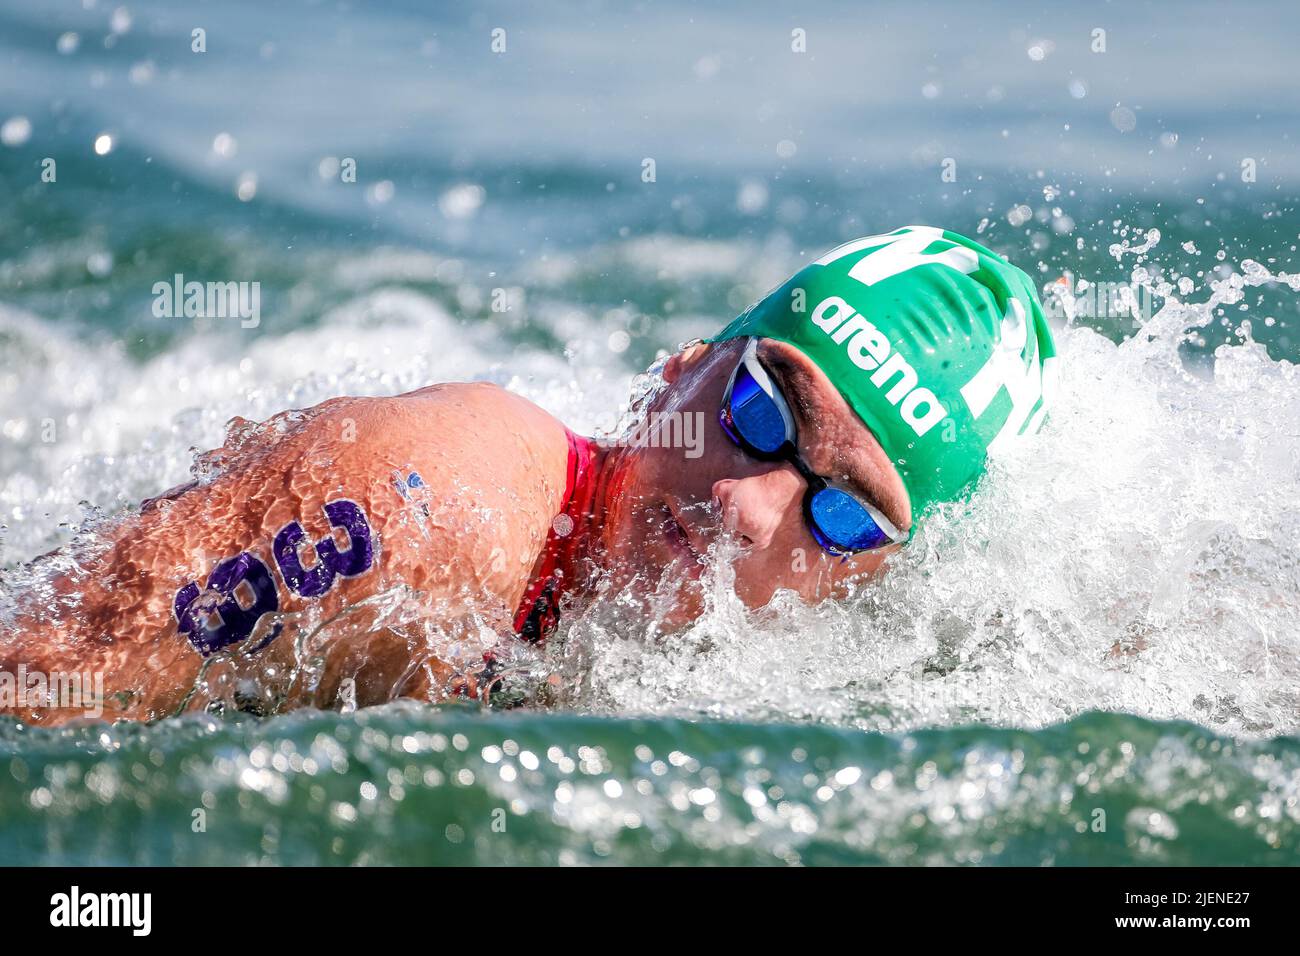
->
[711, 225, 1058, 523]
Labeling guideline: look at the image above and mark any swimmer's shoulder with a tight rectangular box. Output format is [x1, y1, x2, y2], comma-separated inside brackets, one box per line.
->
[273, 383, 554, 442]
[211, 383, 572, 516]
[291, 382, 568, 505]
[399, 381, 555, 420]
[396, 382, 571, 456]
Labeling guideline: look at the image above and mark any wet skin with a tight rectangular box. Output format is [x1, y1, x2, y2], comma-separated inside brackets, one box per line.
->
[0, 338, 909, 724]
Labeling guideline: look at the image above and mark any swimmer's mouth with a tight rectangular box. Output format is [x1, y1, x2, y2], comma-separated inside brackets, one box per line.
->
[662, 504, 707, 569]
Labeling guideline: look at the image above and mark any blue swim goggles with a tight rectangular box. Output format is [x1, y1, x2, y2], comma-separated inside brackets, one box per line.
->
[718, 338, 906, 556]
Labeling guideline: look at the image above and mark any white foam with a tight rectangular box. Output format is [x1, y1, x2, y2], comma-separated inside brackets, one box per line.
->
[0, 287, 625, 561]
[550, 248, 1300, 738]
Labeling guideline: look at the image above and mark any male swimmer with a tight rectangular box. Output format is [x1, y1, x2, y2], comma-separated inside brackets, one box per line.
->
[0, 226, 1056, 723]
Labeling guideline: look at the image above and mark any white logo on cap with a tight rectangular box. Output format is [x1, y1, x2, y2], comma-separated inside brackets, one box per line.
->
[809, 295, 948, 437]
[813, 226, 1052, 449]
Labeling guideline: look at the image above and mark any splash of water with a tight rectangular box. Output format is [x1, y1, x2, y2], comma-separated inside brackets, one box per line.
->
[543, 232, 1300, 737]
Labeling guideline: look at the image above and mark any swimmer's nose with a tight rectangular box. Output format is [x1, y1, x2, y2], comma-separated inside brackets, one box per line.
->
[711, 471, 797, 551]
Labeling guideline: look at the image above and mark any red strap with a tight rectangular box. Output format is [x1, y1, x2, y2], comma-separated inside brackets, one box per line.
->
[512, 430, 596, 638]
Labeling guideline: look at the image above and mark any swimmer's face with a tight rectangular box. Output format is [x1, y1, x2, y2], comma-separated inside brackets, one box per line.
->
[599, 337, 912, 630]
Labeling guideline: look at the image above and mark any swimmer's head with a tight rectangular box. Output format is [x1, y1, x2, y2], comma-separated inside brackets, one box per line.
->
[597, 226, 1056, 627]
[708, 225, 1058, 523]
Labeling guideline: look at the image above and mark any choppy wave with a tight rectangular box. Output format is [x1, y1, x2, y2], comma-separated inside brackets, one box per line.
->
[1, 704, 1295, 865]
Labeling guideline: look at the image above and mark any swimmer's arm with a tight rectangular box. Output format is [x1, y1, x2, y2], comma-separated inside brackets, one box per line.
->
[5, 384, 567, 721]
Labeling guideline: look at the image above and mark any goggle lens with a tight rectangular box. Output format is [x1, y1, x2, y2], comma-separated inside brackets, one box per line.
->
[807, 486, 893, 553]
[725, 363, 790, 456]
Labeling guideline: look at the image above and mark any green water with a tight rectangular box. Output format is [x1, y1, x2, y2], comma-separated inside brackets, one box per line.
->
[1, 704, 1295, 866]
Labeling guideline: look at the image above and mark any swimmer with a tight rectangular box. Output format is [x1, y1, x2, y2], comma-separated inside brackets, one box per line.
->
[0, 226, 1057, 724]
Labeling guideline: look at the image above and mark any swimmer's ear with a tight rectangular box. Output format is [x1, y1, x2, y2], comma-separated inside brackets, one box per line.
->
[662, 340, 712, 384]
